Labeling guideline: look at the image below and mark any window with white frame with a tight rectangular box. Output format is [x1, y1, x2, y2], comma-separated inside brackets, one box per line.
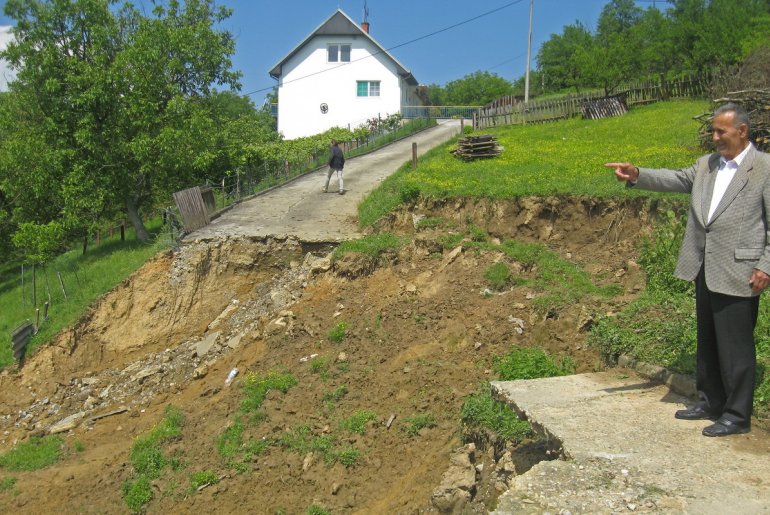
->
[356, 80, 381, 97]
[327, 44, 351, 63]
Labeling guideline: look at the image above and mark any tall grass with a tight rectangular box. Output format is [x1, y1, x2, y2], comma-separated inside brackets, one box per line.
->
[359, 100, 708, 227]
[0, 218, 172, 368]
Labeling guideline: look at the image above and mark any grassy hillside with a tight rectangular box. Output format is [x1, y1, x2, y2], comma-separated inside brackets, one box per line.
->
[360, 100, 708, 226]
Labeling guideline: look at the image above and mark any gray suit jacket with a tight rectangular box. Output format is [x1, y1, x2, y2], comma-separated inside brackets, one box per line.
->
[635, 145, 770, 297]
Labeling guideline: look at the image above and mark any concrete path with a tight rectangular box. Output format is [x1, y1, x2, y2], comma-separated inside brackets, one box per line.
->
[492, 372, 770, 514]
[185, 119, 463, 243]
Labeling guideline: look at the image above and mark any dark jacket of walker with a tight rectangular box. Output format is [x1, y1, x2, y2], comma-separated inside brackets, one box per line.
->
[329, 146, 345, 170]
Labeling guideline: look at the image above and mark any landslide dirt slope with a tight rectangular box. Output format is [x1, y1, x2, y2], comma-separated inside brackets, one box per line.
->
[0, 197, 660, 514]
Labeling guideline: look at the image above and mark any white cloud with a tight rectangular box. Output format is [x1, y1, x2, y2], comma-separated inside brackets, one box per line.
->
[0, 26, 16, 91]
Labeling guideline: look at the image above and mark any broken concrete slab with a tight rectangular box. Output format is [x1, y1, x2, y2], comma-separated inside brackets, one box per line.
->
[491, 372, 770, 514]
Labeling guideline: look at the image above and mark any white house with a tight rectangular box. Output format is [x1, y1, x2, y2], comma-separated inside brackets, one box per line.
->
[269, 9, 425, 140]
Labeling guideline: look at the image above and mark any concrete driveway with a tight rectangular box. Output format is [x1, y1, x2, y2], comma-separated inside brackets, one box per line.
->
[185, 119, 463, 243]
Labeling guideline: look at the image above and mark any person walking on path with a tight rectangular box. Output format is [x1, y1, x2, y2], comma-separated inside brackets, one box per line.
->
[605, 102, 770, 437]
[324, 139, 345, 194]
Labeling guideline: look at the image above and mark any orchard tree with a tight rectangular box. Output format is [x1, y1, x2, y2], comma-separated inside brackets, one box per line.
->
[536, 22, 594, 92]
[0, 0, 241, 243]
[442, 71, 514, 106]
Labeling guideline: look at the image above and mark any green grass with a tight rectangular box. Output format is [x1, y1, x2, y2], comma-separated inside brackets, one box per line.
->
[0, 476, 17, 495]
[332, 232, 406, 259]
[461, 387, 532, 443]
[494, 346, 575, 381]
[123, 405, 184, 513]
[0, 435, 63, 471]
[484, 262, 512, 291]
[358, 100, 707, 227]
[401, 413, 437, 437]
[500, 239, 622, 311]
[0, 217, 171, 368]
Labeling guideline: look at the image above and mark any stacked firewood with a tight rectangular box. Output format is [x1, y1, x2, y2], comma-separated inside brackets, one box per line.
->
[695, 89, 770, 152]
[450, 135, 502, 161]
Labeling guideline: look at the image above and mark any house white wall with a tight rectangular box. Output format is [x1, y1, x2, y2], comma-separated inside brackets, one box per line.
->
[277, 34, 408, 140]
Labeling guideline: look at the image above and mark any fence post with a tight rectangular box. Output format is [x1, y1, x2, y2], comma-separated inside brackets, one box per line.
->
[412, 142, 417, 169]
[121, 221, 125, 241]
[32, 264, 36, 309]
[21, 264, 25, 307]
[57, 271, 68, 300]
[221, 177, 226, 208]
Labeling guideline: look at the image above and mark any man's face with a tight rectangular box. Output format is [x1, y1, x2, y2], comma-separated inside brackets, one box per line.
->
[712, 111, 749, 161]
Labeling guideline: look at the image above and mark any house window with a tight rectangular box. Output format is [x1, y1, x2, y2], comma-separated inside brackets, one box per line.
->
[356, 81, 381, 97]
[328, 44, 351, 63]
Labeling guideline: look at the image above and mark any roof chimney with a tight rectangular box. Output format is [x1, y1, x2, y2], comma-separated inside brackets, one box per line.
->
[361, 21, 370, 33]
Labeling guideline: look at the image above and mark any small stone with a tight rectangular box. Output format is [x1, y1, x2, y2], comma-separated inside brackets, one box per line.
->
[194, 365, 208, 379]
[627, 503, 637, 511]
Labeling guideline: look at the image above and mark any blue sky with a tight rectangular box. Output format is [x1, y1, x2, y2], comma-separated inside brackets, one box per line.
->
[0, 0, 636, 102]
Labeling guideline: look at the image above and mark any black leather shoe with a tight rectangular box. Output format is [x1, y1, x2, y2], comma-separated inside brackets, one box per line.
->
[702, 418, 750, 437]
[675, 407, 718, 421]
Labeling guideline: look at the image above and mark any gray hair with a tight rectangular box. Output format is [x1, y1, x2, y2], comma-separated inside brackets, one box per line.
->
[714, 102, 751, 132]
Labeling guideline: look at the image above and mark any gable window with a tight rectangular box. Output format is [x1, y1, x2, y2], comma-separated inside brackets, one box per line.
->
[356, 81, 381, 97]
[328, 44, 351, 63]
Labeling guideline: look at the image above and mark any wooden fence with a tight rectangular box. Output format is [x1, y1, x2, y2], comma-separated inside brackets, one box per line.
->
[474, 75, 708, 129]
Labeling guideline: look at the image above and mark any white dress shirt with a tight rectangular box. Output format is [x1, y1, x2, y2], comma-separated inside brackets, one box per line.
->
[708, 143, 753, 223]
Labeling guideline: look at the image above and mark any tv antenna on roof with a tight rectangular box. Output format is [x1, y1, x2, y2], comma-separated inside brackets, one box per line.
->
[363, 0, 369, 22]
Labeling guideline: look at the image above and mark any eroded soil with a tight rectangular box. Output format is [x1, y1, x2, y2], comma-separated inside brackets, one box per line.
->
[0, 197, 668, 514]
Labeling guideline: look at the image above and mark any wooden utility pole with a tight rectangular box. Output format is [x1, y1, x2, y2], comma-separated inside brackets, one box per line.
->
[524, 0, 534, 103]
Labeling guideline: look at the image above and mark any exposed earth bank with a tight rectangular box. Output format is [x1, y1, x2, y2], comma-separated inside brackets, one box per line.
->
[0, 196, 675, 514]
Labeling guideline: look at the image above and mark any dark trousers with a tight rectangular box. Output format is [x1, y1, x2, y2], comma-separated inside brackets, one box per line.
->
[695, 268, 758, 426]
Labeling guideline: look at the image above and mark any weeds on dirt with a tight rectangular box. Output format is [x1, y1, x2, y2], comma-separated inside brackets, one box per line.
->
[307, 505, 331, 515]
[0, 435, 63, 471]
[340, 410, 377, 435]
[278, 425, 359, 467]
[189, 470, 219, 490]
[500, 239, 622, 311]
[122, 405, 184, 513]
[322, 385, 349, 410]
[216, 370, 298, 469]
[327, 322, 347, 343]
[401, 413, 437, 437]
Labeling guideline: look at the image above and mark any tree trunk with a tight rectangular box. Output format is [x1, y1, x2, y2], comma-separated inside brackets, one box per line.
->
[125, 198, 150, 242]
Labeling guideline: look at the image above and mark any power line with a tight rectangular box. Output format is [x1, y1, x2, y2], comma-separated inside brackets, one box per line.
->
[241, 0, 527, 97]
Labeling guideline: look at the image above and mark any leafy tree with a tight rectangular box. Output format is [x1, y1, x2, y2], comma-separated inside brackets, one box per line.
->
[442, 71, 514, 106]
[0, 0, 241, 244]
[425, 83, 446, 106]
[536, 22, 594, 92]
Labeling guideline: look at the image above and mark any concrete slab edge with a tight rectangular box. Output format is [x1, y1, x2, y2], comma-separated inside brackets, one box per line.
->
[616, 353, 697, 399]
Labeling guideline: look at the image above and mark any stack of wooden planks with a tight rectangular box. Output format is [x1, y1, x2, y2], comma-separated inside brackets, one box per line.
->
[450, 135, 502, 161]
[696, 89, 770, 152]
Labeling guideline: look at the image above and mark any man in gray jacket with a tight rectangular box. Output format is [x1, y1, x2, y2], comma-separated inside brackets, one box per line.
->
[606, 103, 770, 436]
